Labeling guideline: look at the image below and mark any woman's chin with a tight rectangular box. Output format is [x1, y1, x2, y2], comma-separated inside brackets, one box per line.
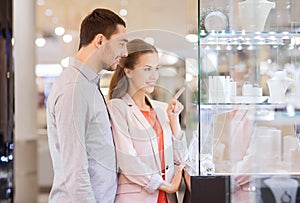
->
[146, 86, 155, 94]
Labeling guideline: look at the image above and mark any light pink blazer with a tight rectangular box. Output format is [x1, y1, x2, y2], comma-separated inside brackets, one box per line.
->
[107, 94, 187, 203]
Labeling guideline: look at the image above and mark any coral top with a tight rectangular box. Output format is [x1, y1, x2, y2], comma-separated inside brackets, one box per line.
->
[141, 108, 168, 203]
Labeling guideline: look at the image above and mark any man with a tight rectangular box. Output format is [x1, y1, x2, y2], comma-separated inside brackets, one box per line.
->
[46, 8, 128, 203]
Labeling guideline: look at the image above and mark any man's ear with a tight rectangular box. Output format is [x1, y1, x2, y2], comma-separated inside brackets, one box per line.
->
[94, 34, 105, 48]
[124, 68, 133, 78]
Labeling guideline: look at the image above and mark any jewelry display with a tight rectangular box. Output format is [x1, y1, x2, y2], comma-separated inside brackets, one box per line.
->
[264, 177, 298, 203]
[281, 191, 292, 203]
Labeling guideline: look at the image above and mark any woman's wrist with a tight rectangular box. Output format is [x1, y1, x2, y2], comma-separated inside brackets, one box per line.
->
[159, 181, 175, 193]
[159, 180, 180, 194]
[169, 116, 181, 137]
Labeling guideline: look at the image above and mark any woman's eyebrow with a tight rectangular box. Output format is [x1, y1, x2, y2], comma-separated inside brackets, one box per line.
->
[144, 65, 158, 68]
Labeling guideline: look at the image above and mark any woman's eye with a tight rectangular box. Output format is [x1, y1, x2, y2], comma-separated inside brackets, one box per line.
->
[144, 68, 151, 71]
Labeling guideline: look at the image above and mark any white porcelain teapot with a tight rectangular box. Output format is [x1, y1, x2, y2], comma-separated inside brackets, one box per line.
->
[267, 71, 293, 103]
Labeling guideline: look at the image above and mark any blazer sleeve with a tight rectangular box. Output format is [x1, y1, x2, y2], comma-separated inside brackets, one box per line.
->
[172, 131, 188, 165]
[108, 100, 163, 193]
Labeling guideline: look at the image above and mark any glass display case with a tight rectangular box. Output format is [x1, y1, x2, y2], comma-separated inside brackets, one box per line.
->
[191, 0, 300, 202]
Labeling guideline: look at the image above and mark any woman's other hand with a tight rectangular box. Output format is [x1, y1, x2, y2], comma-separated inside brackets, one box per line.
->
[159, 164, 185, 193]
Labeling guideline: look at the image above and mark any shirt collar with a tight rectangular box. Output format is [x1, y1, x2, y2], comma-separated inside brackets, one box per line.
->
[69, 57, 100, 86]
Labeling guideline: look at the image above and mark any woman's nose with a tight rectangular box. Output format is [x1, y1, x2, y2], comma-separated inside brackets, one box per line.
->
[150, 69, 159, 79]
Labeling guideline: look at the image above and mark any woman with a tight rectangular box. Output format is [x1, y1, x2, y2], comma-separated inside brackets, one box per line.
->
[107, 39, 187, 203]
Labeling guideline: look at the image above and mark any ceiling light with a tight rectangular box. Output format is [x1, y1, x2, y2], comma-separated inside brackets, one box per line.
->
[35, 64, 63, 77]
[35, 37, 46, 47]
[158, 52, 179, 65]
[185, 34, 198, 43]
[45, 9, 53, 16]
[186, 73, 194, 82]
[166, 55, 178, 65]
[63, 34, 73, 43]
[61, 57, 70, 67]
[55, 26, 65, 36]
[36, 0, 44, 6]
[119, 9, 127, 17]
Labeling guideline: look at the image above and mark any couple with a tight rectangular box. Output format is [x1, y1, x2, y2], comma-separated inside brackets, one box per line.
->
[47, 8, 187, 203]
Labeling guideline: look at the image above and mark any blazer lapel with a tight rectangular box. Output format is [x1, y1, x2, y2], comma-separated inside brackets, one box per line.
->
[122, 94, 161, 169]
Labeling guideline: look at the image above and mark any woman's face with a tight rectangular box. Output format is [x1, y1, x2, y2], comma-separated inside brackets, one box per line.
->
[127, 52, 159, 94]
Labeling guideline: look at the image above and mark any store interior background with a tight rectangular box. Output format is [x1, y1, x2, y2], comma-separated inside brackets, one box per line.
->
[11, 0, 300, 202]
[13, 0, 198, 202]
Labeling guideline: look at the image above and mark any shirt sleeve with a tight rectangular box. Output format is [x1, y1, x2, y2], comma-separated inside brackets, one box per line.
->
[54, 84, 96, 202]
[108, 100, 163, 193]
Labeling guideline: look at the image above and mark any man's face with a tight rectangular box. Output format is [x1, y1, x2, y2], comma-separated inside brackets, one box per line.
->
[102, 25, 128, 71]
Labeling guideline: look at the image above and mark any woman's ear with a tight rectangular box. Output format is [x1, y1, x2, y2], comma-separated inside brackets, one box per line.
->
[124, 68, 133, 78]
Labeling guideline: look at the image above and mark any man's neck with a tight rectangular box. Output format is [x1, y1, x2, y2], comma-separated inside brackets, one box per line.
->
[76, 48, 103, 74]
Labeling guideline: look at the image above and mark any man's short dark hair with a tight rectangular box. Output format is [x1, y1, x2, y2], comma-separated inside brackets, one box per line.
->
[79, 8, 126, 49]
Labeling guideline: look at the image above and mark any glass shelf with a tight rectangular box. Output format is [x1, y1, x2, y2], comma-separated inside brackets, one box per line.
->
[200, 32, 300, 46]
